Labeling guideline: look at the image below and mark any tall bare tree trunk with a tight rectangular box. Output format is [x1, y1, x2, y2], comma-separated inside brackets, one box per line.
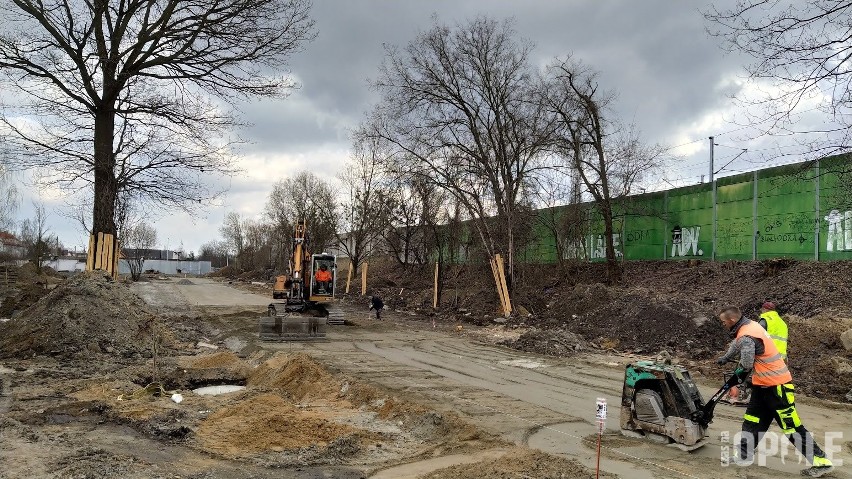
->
[93, 109, 117, 236]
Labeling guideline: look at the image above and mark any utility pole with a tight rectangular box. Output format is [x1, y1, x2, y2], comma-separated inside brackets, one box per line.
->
[710, 136, 716, 261]
[708, 136, 715, 182]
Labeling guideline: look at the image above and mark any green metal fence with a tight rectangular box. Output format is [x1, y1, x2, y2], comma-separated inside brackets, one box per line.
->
[527, 155, 852, 262]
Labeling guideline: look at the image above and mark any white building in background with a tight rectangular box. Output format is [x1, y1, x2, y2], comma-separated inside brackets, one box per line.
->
[117, 258, 212, 275]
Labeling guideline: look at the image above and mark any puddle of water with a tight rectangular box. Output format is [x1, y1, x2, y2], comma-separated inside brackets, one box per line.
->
[192, 385, 246, 396]
[527, 421, 656, 479]
[498, 358, 546, 369]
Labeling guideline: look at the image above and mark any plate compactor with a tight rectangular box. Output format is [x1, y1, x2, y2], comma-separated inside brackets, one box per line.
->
[620, 360, 735, 451]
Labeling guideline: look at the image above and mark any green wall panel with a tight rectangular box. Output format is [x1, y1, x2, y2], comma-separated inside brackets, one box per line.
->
[523, 154, 852, 263]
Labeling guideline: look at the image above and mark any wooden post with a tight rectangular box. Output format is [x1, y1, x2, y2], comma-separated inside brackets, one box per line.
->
[86, 234, 95, 270]
[94, 232, 105, 269]
[495, 253, 512, 316]
[345, 265, 352, 294]
[490, 256, 508, 315]
[103, 234, 113, 275]
[113, 240, 120, 279]
[432, 261, 439, 309]
[361, 261, 368, 295]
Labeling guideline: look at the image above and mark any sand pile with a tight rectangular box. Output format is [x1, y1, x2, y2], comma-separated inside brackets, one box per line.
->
[424, 447, 613, 479]
[248, 352, 341, 401]
[194, 393, 358, 457]
[0, 271, 161, 358]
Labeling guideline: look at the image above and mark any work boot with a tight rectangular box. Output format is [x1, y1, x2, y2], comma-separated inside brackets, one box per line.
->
[801, 456, 833, 477]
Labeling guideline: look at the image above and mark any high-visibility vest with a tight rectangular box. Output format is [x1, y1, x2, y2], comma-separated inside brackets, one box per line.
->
[736, 320, 792, 386]
[315, 269, 332, 282]
[759, 310, 788, 359]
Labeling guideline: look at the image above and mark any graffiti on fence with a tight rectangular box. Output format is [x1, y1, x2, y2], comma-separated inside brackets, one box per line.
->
[824, 210, 852, 251]
[671, 225, 703, 257]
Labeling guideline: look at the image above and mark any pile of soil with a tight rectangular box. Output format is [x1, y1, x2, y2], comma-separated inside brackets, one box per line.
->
[786, 315, 852, 400]
[0, 282, 47, 318]
[248, 352, 341, 401]
[423, 447, 613, 479]
[363, 259, 852, 402]
[0, 271, 167, 358]
[194, 393, 359, 457]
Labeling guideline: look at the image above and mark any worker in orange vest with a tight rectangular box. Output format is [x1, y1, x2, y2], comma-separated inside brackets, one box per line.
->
[716, 306, 832, 477]
[314, 264, 333, 293]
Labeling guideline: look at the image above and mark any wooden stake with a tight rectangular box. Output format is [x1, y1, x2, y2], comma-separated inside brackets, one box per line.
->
[113, 240, 120, 279]
[432, 261, 439, 309]
[361, 261, 368, 295]
[86, 234, 95, 271]
[103, 234, 114, 275]
[94, 232, 105, 270]
[495, 253, 512, 316]
[345, 265, 352, 294]
[490, 256, 507, 315]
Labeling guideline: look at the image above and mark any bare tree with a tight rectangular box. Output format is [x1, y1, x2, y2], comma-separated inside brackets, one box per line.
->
[122, 221, 157, 281]
[242, 218, 272, 272]
[531, 167, 584, 270]
[265, 171, 338, 270]
[0, 164, 18, 232]
[0, 0, 316, 240]
[198, 240, 229, 268]
[336, 137, 392, 277]
[705, 1, 852, 158]
[219, 211, 246, 269]
[19, 202, 57, 273]
[541, 58, 665, 284]
[383, 176, 443, 268]
[363, 16, 554, 293]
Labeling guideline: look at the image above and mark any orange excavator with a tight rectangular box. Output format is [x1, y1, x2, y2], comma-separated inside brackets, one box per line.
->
[259, 220, 343, 340]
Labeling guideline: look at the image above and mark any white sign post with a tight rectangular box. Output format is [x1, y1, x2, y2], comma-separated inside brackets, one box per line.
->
[595, 397, 607, 479]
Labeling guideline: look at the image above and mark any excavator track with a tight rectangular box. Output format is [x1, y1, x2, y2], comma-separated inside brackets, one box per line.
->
[259, 303, 326, 341]
[326, 303, 345, 325]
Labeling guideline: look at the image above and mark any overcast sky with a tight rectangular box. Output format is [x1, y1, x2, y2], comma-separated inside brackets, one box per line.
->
[8, 0, 831, 255]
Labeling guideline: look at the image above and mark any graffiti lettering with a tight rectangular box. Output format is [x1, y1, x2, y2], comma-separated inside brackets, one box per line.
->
[588, 234, 623, 259]
[671, 225, 703, 257]
[760, 234, 808, 244]
[625, 229, 650, 242]
[764, 219, 782, 233]
[788, 213, 816, 231]
[824, 210, 852, 251]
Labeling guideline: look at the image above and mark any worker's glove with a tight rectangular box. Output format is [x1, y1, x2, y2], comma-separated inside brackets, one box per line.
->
[715, 357, 729, 366]
[725, 367, 749, 387]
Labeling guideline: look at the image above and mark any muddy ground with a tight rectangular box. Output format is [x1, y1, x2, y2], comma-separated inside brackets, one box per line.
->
[357, 258, 852, 403]
[0, 261, 850, 478]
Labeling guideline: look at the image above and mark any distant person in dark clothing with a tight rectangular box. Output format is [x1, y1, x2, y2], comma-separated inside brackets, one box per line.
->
[369, 295, 384, 320]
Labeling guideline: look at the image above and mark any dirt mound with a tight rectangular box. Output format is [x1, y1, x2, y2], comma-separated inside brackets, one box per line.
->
[538, 285, 728, 358]
[248, 353, 340, 401]
[423, 447, 613, 479]
[195, 393, 359, 457]
[176, 279, 194, 285]
[0, 282, 46, 318]
[502, 328, 586, 356]
[786, 315, 852, 400]
[0, 271, 163, 358]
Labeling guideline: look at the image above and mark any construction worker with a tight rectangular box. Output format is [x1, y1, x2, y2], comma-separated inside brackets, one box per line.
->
[314, 264, 332, 293]
[368, 294, 384, 320]
[716, 306, 832, 477]
[758, 301, 788, 360]
[727, 302, 789, 406]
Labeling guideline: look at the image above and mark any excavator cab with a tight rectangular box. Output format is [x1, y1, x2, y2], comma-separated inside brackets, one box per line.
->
[309, 254, 336, 299]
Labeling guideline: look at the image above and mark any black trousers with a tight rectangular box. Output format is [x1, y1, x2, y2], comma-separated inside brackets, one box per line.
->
[739, 383, 826, 463]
